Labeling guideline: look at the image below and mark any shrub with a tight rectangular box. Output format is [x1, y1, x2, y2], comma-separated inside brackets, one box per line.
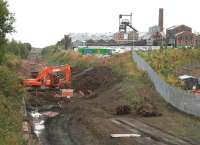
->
[0, 66, 26, 145]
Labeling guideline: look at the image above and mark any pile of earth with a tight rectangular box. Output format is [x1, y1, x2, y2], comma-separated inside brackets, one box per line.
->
[73, 66, 121, 96]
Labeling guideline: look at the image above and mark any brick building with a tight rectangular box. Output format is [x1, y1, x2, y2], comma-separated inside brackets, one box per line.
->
[197, 35, 200, 48]
[166, 25, 199, 48]
[113, 31, 138, 42]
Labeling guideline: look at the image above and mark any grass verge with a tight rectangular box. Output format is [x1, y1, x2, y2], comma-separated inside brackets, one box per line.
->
[0, 63, 26, 145]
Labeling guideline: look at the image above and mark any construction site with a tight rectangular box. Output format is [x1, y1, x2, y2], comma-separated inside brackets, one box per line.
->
[3, 48, 200, 145]
[15, 43, 200, 145]
[18, 10, 200, 144]
[1, 1, 200, 145]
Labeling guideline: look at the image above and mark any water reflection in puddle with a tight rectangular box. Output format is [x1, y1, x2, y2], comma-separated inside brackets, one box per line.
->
[30, 109, 59, 143]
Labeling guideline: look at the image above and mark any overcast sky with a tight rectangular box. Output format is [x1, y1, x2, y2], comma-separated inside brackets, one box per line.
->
[7, 0, 200, 48]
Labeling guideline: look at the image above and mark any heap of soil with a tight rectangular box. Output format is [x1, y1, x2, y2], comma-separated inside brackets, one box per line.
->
[73, 66, 120, 96]
[136, 97, 162, 117]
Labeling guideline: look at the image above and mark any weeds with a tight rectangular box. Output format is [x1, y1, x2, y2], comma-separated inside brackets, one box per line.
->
[139, 48, 200, 86]
[0, 66, 26, 145]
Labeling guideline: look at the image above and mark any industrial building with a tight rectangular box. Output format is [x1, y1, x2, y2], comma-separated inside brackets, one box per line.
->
[197, 35, 200, 47]
[64, 35, 72, 49]
[158, 8, 164, 32]
[166, 25, 199, 48]
[137, 8, 200, 48]
[113, 13, 138, 44]
[138, 8, 165, 46]
[113, 31, 138, 42]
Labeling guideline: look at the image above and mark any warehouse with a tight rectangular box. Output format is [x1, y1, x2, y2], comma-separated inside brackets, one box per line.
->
[166, 25, 199, 48]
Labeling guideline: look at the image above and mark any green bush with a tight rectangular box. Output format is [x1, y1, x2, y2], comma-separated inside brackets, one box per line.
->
[2, 53, 21, 69]
[4, 40, 32, 59]
[0, 66, 26, 145]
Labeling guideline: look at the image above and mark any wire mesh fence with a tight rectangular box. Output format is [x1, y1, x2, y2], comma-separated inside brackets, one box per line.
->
[132, 51, 200, 117]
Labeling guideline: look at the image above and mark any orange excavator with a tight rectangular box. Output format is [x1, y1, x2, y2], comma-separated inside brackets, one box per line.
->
[23, 64, 73, 97]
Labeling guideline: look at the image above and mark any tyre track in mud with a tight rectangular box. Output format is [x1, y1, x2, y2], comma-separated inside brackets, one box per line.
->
[45, 114, 76, 145]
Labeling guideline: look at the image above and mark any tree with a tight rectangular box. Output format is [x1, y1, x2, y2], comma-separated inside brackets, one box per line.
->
[4, 39, 32, 59]
[0, 0, 15, 63]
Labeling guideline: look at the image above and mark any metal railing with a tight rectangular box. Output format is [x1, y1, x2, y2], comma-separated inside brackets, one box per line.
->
[132, 51, 200, 117]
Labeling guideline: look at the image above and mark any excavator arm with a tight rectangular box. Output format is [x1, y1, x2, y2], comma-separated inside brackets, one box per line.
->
[65, 64, 71, 86]
[35, 67, 52, 81]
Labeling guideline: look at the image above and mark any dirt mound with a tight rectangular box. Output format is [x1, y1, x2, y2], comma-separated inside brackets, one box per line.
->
[135, 97, 162, 117]
[137, 103, 161, 117]
[73, 66, 120, 96]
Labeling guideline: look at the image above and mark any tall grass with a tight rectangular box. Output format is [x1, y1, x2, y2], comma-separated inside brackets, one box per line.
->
[0, 66, 26, 145]
[139, 48, 200, 86]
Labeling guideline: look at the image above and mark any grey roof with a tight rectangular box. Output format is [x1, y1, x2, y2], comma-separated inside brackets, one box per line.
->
[167, 24, 191, 31]
[167, 25, 178, 30]
[179, 75, 195, 80]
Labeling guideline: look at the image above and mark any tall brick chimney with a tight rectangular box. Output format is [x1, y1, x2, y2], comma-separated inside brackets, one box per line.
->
[159, 8, 164, 32]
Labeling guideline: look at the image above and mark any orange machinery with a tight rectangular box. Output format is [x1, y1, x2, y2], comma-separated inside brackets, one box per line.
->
[23, 64, 72, 90]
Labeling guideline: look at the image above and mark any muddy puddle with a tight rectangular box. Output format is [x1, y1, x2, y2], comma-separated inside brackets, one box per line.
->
[28, 105, 61, 145]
